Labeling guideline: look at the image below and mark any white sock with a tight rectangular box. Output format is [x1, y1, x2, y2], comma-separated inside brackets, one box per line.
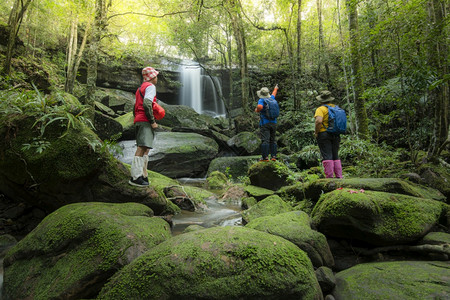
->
[130, 156, 143, 180]
[142, 155, 149, 178]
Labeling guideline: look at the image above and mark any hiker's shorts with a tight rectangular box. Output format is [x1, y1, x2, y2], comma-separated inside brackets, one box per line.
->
[135, 122, 155, 148]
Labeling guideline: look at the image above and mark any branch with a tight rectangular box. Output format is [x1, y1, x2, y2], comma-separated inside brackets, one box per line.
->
[108, 10, 191, 20]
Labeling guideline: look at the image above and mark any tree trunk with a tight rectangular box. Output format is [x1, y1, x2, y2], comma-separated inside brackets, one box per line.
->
[3, 0, 34, 75]
[227, 0, 249, 113]
[295, 0, 302, 110]
[337, 0, 355, 134]
[85, 0, 110, 122]
[347, 0, 369, 138]
[66, 19, 90, 94]
[427, 0, 449, 159]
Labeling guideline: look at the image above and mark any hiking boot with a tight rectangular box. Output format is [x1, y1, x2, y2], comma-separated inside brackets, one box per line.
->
[128, 176, 149, 187]
[143, 176, 149, 183]
[271, 157, 277, 161]
[259, 157, 269, 162]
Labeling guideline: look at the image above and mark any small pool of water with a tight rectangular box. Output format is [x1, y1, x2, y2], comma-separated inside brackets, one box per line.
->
[171, 195, 243, 235]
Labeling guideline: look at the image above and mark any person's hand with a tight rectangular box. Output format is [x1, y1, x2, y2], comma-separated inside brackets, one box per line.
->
[275, 84, 279, 90]
[314, 132, 318, 138]
[151, 122, 158, 129]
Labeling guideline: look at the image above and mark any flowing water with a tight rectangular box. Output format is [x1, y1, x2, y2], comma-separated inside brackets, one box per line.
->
[179, 61, 226, 116]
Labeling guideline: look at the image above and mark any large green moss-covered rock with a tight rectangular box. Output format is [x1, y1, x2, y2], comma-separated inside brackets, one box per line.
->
[3, 202, 172, 300]
[248, 160, 293, 191]
[97, 226, 323, 300]
[311, 189, 446, 246]
[207, 155, 261, 180]
[148, 132, 219, 178]
[280, 178, 446, 204]
[0, 115, 173, 215]
[246, 211, 334, 268]
[241, 195, 293, 224]
[333, 261, 450, 299]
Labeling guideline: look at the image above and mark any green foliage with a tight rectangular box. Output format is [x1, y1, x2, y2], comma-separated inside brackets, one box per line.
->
[339, 137, 404, 177]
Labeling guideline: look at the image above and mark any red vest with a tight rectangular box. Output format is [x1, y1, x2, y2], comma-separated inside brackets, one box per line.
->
[134, 82, 157, 123]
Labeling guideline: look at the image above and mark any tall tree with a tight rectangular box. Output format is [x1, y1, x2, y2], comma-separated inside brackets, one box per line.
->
[346, 0, 369, 138]
[3, 0, 34, 75]
[316, 0, 330, 86]
[226, 0, 250, 113]
[85, 0, 110, 121]
[427, 0, 449, 159]
[65, 16, 90, 94]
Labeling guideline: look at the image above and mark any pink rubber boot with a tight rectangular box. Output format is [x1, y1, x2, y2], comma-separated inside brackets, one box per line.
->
[322, 160, 334, 178]
[334, 160, 343, 178]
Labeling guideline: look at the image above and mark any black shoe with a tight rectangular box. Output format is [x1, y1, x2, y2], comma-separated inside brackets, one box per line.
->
[128, 176, 149, 187]
[143, 176, 149, 183]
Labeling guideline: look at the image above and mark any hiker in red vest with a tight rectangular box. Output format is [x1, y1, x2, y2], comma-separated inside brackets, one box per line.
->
[314, 90, 343, 178]
[255, 84, 279, 161]
[129, 66, 159, 187]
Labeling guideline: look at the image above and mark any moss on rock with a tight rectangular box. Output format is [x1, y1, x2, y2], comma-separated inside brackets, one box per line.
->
[3, 202, 172, 300]
[333, 261, 450, 299]
[241, 195, 293, 224]
[311, 189, 446, 246]
[246, 211, 334, 268]
[97, 226, 322, 300]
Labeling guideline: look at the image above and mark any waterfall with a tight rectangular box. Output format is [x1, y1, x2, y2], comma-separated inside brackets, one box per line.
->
[179, 62, 226, 116]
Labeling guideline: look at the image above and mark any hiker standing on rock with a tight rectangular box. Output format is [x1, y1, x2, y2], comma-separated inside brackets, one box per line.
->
[314, 90, 346, 179]
[255, 84, 279, 161]
[129, 66, 159, 187]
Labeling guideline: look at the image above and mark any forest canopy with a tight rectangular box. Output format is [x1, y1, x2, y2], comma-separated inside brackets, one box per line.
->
[0, 0, 449, 160]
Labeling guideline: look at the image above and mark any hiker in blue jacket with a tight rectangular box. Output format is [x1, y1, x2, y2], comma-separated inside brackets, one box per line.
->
[255, 84, 279, 161]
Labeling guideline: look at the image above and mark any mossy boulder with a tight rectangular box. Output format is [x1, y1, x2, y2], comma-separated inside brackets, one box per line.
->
[333, 261, 450, 299]
[0, 115, 171, 215]
[419, 162, 450, 201]
[94, 110, 123, 140]
[280, 178, 446, 205]
[227, 131, 260, 155]
[148, 132, 219, 178]
[311, 189, 446, 246]
[207, 155, 261, 180]
[246, 211, 334, 268]
[97, 226, 323, 300]
[206, 171, 229, 190]
[244, 184, 275, 201]
[248, 160, 293, 191]
[241, 195, 293, 224]
[115, 111, 134, 140]
[2, 202, 172, 300]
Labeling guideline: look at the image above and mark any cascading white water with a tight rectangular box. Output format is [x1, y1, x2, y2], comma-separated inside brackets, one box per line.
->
[179, 64, 202, 113]
[179, 61, 226, 116]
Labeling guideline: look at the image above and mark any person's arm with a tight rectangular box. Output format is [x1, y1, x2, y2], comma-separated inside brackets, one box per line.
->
[315, 116, 323, 138]
[255, 98, 264, 112]
[143, 85, 158, 128]
[272, 84, 279, 98]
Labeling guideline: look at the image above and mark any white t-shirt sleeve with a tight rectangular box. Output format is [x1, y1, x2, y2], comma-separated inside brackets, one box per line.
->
[144, 84, 156, 101]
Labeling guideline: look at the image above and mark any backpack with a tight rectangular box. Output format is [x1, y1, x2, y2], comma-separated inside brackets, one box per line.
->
[323, 105, 347, 134]
[263, 98, 280, 120]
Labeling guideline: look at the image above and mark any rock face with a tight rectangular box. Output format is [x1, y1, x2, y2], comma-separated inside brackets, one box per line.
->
[333, 261, 450, 299]
[0, 115, 172, 215]
[2, 202, 172, 300]
[246, 211, 334, 268]
[311, 188, 445, 246]
[98, 226, 323, 300]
